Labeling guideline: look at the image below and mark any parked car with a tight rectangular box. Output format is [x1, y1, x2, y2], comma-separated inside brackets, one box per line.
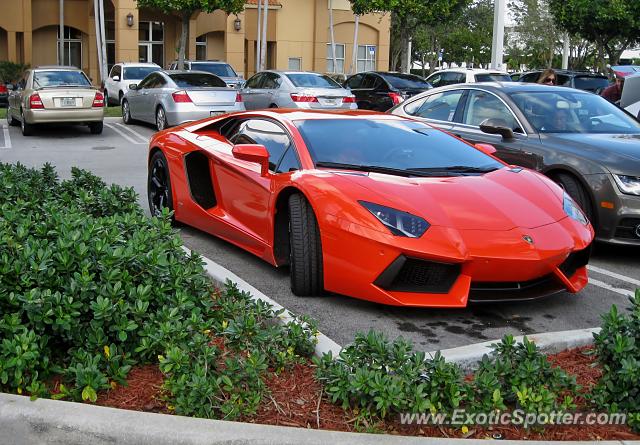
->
[621, 73, 640, 118]
[147, 109, 593, 306]
[0, 83, 9, 107]
[610, 65, 640, 79]
[241, 70, 356, 110]
[343, 71, 431, 111]
[104, 62, 161, 105]
[6, 65, 104, 136]
[168, 60, 244, 88]
[518, 69, 609, 93]
[510, 72, 524, 81]
[389, 82, 640, 245]
[122, 70, 244, 130]
[425, 68, 512, 88]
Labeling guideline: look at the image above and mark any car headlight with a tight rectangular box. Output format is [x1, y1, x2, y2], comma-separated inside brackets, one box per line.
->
[613, 174, 640, 196]
[359, 201, 430, 238]
[563, 192, 588, 225]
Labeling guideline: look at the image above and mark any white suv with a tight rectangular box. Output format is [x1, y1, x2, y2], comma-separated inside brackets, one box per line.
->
[425, 68, 511, 88]
[104, 62, 161, 105]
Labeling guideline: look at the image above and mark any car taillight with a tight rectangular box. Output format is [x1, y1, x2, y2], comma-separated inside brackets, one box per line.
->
[92, 91, 105, 107]
[342, 95, 356, 103]
[388, 92, 403, 105]
[235, 92, 243, 102]
[0, 85, 7, 94]
[290, 93, 318, 103]
[172, 90, 192, 103]
[29, 93, 44, 109]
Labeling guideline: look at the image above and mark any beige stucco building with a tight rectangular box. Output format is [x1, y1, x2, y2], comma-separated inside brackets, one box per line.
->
[0, 0, 390, 83]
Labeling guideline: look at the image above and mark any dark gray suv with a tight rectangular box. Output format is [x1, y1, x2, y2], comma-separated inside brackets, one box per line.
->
[168, 60, 244, 88]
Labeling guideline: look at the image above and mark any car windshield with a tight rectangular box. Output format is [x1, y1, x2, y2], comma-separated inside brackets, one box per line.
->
[295, 119, 503, 175]
[123, 66, 160, 80]
[33, 70, 90, 87]
[169, 73, 227, 88]
[475, 73, 512, 82]
[510, 91, 640, 134]
[191, 63, 237, 77]
[381, 73, 431, 89]
[286, 73, 342, 88]
[573, 76, 609, 91]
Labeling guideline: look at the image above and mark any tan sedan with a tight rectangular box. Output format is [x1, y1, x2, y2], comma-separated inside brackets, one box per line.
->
[6, 66, 105, 136]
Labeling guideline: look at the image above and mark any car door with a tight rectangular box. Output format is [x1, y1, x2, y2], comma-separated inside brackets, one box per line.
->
[255, 72, 280, 109]
[214, 118, 294, 244]
[345, 73, 365, 106]
[105, 65, 121, 102]
[8, 71, 28, 116]
[449, 89, 541, 169]
[241, 73, 264, 110]
[127, 74, 156, 122]
[353, 73, 381, 110]
[398, 89, 467, 131]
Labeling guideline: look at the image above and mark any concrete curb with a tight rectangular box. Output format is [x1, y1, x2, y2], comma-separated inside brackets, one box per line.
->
[1, 393, 634, 445]
[434, 327, 601, 373]
[182, 246, 343, 358]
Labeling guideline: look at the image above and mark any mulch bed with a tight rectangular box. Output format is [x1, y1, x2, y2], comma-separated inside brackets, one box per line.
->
[92, 345, 640, 441]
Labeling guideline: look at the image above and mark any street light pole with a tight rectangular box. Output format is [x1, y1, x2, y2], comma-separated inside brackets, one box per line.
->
[562, 33, 570, 70]
[59, 0, 65, 65]
[490, 0, 505, 71]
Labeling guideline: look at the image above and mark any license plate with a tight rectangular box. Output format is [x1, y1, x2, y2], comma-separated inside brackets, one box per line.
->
[324, 99, 337, 106]
[61, 97, 75, 107]
[210, 111, 224, 116]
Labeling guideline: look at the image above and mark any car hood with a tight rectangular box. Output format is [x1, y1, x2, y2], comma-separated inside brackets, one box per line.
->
[543, 133, 640, 175]
[330, 167, 567, 231]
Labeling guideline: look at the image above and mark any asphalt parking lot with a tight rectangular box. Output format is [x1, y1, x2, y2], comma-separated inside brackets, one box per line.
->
[1, 116, 638, 351]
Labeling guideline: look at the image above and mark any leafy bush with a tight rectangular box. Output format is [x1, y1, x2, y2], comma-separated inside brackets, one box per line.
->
[0, 61, 29, 84]
[592, 290, 640, 430]
[0, 163, 316, 419]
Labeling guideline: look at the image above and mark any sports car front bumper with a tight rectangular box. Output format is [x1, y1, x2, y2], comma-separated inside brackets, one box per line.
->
[321, 215, 593, 307]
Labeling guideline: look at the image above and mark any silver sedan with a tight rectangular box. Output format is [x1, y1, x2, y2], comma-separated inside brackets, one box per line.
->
[241, 70, 357, 110]
[122, 70, 245, 130]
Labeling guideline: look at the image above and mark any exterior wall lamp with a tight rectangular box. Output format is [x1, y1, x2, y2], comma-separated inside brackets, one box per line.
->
[126, 13, 134, 27]
[234, 17, 242, 31]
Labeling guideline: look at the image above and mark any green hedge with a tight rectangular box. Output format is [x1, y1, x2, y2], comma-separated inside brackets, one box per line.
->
[0, 163, 316, 419]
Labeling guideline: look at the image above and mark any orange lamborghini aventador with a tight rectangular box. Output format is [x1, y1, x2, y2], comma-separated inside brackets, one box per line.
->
[147, 110, 594, 307]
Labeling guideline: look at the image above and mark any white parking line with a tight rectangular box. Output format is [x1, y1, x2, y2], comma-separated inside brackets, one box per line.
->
[588, 277, 636, 298]
[104, 123, 146, 145]
[0, 122, 10, 149]
[113, 122, 149, 144]
[588, 264, 640, 287]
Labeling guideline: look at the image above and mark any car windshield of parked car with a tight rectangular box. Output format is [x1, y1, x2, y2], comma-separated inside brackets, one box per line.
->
[573, 76, 609, 91]
[475, 73, 512, 82]
[123, 66, 160, 80]
[33, 71, 90, 88]
[169, 73, 227, 88]
[381, 73, 431, 89]
[286, 73, 342, 88]
[295, 119, 503, 175]
[510, 91, 640, 134]
[192, 63, 237, 77]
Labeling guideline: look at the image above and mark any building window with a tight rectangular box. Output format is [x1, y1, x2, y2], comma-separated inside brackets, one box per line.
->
[357, 45, 376, 72]
[326, 43, 345, 73]
[139, 21, 164, 66]
[57, 26, 82, 68]
[105, 20, 115, 73]
[196, 35, 207, 60]
[288, 57, 301, 71]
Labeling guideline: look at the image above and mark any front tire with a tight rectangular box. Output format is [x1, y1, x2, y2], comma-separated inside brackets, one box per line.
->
[553, 172, 594, 223]
[288, 194, 323, 296]
[148, 151, 175, 223]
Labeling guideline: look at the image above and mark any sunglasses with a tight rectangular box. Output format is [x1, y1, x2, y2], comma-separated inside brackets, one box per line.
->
[544, 77, 556, 84]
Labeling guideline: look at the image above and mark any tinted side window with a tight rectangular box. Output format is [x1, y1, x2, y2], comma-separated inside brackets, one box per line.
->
[110, 65, 121, 78]
[232, 119, 291, 171]
[412, 90, 464, 121]
[346, 73, 363, 89]
[427, 73, 443, 87]
[244, 73, 263, 89]
[262, 72, 281, 89]
[137, 74, 156, 89]
[520, 72, 540, 83]
[463, 90, 520, 131]
[361, 74, 381, 89]
[443, 72, 465, 85]
[275, 146, 300, 173]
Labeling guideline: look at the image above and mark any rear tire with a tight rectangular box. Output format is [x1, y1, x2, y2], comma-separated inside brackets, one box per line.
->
[122, 100, 132, 124]
[553, 172, 594, 223]
[288, 194, 323, 296]
[20, 110, 35, 136]
[156, 106, 168, 131]
[89, 121, 103, 134]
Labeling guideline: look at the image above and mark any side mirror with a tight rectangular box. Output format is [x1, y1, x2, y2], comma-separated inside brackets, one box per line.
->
[479, 119, 515, 140]
[112, 75, 120, 81]
[232, 144, 270, 176]
[475, 143, 497, 156]
[129, 83, 138, 90]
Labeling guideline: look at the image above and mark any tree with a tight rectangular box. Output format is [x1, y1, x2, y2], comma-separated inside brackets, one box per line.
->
[548, 0, 640, 70]
[135, 0, 246, 69]
[507, 0, 561, 69]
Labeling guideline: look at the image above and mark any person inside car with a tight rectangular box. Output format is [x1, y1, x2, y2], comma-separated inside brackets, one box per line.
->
[601, 75, 625, 104]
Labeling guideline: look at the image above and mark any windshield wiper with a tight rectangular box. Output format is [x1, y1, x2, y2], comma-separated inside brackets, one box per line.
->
[412, 165, 500, 174]
[315, 161, 458, 177]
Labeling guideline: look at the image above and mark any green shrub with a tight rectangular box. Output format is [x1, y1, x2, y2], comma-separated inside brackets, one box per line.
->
[592, 290, 640, 430]
[0, 163, 316, 419]
[0, 61, 29, 84]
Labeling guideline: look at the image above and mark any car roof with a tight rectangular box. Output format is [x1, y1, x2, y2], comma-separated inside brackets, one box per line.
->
[117, 62, 159, 67]
[521, 69, 606, 78]
[430, 68, 508, 74]
[34, 65, 81, 71]
[435, 81, 597, 93]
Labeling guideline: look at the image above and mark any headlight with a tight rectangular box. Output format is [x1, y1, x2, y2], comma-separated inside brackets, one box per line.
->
[613, 174, 640, 196]
[563, 192, 588, 225]
[359, 201, 430, 238]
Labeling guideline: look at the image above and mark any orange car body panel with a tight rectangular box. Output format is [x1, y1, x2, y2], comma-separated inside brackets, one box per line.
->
[149, 110, 595, 307]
